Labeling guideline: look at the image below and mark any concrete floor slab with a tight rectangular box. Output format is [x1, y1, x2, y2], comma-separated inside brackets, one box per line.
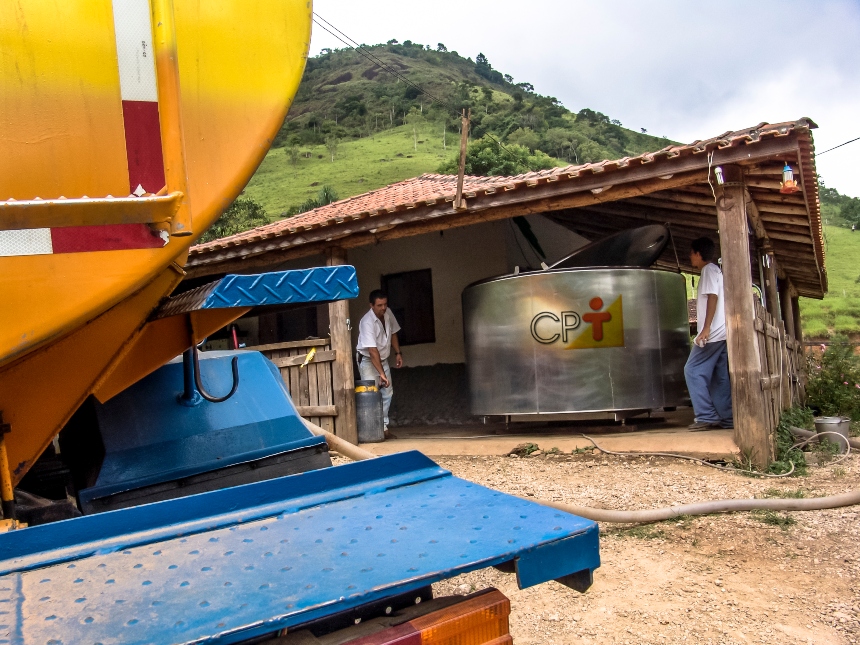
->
[359, 409, 740, 460]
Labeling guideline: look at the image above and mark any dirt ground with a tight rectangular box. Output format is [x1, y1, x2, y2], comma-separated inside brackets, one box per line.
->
[427, 451, 860, 645]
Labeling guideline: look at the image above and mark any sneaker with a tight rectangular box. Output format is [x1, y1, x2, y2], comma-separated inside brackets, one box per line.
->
[688, 421, 720, 431]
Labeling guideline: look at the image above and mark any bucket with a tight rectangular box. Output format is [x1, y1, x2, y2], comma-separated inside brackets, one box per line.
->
[355, 379, 385, 443]
[813, 416, 851, 454]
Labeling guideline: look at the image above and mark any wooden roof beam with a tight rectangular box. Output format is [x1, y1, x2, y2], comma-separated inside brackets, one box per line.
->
[627, 196, 718, 216]
[744, 191, 769, 242]
[556, 209, 704, 240]
[574, 202, 717, 228]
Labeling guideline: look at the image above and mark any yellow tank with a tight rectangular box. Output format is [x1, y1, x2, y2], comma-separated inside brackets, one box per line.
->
[0, 0, 312, 483]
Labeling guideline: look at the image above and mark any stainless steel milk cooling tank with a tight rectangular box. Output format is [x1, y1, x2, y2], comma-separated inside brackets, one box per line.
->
[462, 266, 690, 416]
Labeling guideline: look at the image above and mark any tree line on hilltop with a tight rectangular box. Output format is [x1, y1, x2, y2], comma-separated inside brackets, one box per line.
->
[272, 40, 666, 176]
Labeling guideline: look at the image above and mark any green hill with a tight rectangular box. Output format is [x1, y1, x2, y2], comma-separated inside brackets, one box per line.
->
[800, 225, 860, 339]
[245, 124, 453, 214]
[242, 42, 671, 215]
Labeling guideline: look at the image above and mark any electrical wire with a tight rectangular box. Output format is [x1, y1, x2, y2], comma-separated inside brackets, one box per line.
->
[665, 223, 681, 272]
[581, 434, 797, 478]
[313, 14, 452, 112]
[706, 150, 716, 202]
[787, 430, 853, 467]
[792, 426, 860, 452]
[817, 136, 860, 156]
[311, 13, 526, 166]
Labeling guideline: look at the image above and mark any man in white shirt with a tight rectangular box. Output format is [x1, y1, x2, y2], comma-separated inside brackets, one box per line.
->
[684, 237, 733, 430]
[356, 289, 403, 432]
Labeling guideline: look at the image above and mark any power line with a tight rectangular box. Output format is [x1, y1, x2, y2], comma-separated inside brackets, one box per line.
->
[817, 136, 860, 156]
[311, 13, 523, 164]
[312, 15, 453, 112]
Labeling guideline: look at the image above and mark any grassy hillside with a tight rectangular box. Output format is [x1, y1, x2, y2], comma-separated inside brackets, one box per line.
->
[800, 225, 860, 338]
[246, 124, 452, 215]
[243, 42, 670, 215]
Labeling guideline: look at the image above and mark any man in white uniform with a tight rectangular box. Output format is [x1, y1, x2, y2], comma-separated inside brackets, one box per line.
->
[356, 289, 402, 432]
[684, 237, 733, 430]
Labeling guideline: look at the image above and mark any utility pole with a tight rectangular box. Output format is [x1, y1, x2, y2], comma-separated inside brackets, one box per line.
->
[454, 108, 470, 210]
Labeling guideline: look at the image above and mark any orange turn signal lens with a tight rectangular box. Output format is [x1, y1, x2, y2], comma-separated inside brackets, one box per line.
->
[413, 589, 511, 645]
[343, 589, 511, 645]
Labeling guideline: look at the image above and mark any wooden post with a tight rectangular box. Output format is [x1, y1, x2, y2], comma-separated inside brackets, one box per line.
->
[791, 296, 803, 344]
[790, 294, 806, 402]
[779, 278, 796, 340]
[454, 109, 470, 210]
[326, 247, 358, 445]
[714, 165, 772, 467]
[779, 278, 801, 404]
[761, 242, 781, 323]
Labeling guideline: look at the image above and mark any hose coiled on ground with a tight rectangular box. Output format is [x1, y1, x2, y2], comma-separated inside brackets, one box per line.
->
[302, 418, 860, 524]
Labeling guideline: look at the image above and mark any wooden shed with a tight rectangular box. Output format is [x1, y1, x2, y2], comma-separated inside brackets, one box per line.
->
[185, 118, 825, 467]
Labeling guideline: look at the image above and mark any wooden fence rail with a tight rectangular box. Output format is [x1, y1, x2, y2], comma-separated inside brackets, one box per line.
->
[753, 302, 805, 453]
[244, 339, 337, 433]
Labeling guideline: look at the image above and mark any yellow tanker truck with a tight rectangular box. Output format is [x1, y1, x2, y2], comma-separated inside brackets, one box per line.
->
[0, 3, 599, 643]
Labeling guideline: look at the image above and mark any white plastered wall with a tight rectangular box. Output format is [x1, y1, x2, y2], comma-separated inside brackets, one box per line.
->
[231, 214, 588, 366]
[347, 220, 509, 366]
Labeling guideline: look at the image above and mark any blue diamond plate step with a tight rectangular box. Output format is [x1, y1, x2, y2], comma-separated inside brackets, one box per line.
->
[0, 452, 599, 645]
[155, 265, 359, 319]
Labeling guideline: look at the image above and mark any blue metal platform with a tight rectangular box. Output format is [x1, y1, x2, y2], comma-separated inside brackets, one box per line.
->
[0, 452, 599, 645]
[79, 351, 327, 511]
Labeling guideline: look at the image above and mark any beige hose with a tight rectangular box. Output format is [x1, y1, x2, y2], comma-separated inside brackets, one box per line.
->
[301, 418, 376, 461]
[301, 418, 860, 524]
[531, 491, 860, 523]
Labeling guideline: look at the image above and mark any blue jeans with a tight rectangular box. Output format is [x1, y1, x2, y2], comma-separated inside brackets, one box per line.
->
[358, 357, 393, 427]
[684, 340, 733, 427]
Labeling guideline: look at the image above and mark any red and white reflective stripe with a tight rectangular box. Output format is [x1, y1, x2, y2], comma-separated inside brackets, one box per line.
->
[112, 0, 166, 196]
[0, 2, 170, 258]
[0, 225, 167, 257]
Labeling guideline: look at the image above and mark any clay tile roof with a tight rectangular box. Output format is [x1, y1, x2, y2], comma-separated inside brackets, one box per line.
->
[188, 118, 824, 297]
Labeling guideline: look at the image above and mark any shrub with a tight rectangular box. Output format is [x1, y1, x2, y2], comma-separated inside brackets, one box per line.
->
[805, 335, 860, 421]
[284, 185, 340, 217]
[770, 406, 813, 475]
[198, 198, 268, 243]
[437, 137, 555, 176]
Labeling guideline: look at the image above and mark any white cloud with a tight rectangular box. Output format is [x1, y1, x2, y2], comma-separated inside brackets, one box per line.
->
[311, 0, 860, 196]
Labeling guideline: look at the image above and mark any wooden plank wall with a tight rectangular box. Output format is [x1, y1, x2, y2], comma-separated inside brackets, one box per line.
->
[245, 339, 337, 433]
[754, 301, 805, 442]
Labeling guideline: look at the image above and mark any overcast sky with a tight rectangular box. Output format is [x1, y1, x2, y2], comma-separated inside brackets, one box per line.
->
[310, 0, 860, 197]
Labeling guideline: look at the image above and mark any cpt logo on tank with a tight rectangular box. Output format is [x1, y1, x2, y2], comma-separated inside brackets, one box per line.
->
[530, 297, 619, 345]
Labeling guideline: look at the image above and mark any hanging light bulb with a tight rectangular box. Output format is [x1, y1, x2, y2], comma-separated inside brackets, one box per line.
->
[780, 162, 800, 194]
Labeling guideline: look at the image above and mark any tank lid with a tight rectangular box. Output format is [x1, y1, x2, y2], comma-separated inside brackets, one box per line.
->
[550, 224, 670, 270]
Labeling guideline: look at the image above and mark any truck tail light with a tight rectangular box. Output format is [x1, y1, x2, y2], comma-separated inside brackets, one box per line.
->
[342, 589, 512, 645]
